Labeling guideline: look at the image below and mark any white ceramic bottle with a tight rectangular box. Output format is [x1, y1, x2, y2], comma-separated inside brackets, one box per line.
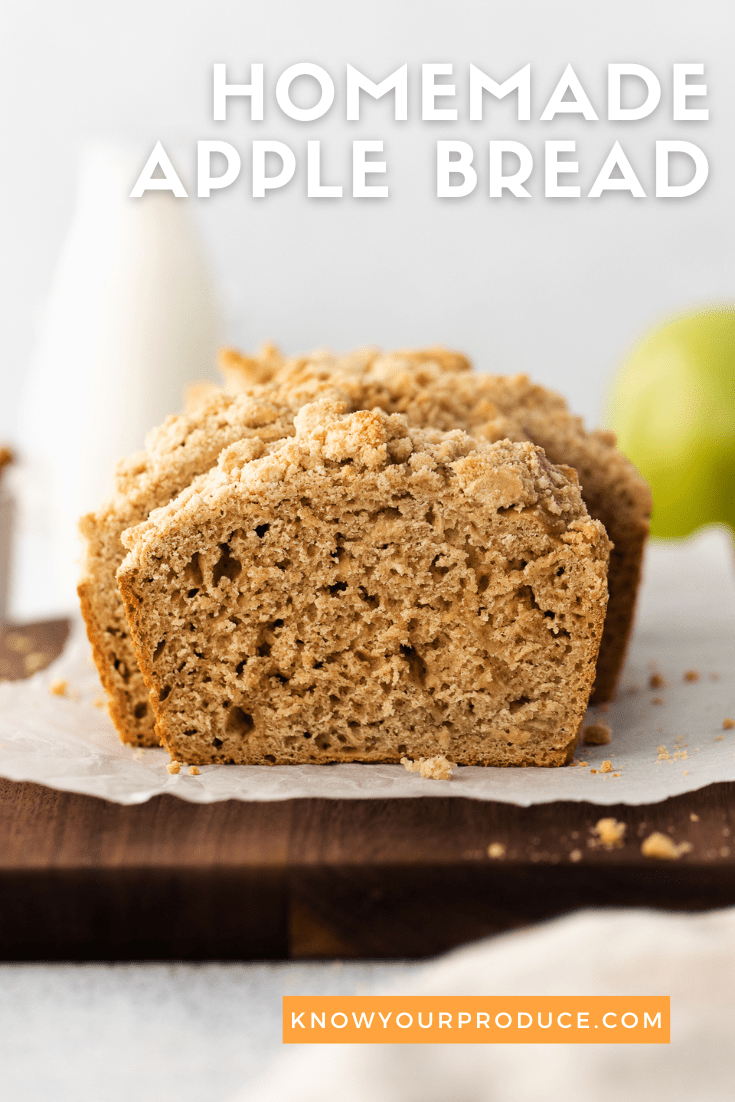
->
[15, 141, 220, 619]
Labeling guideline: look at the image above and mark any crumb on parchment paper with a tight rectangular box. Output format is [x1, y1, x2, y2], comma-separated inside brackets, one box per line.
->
[48, 678, 68, 697]
[93, 698, 106, 709]
[401, 755, 456, 781]
[487, 843, 506, 859]
[683, 669, 700, 683]
[583, 722, 611, 746]
[649, 673, 666, 689]
[590, 817, 626, 850]
[189, 766, 200, 776]
[724, 718, 735, 730]
[641, 832, 692, 860]
[166, 760, 182, 775]
[600, 760, 613, 773]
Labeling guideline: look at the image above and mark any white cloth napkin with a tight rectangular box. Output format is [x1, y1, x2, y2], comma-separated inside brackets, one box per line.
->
[239, 905, 735, 1102]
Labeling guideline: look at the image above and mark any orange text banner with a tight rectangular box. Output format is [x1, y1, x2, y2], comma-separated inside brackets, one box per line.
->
[283, 996, 670, 1044]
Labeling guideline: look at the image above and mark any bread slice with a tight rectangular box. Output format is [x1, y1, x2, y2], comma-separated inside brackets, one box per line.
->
[77, 349, 524, 747]
[222, 347, 652, 702]
[117, 402, 610, 767]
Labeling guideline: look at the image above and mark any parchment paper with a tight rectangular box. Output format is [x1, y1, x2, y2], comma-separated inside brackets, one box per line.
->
[0, 528, 732, 806]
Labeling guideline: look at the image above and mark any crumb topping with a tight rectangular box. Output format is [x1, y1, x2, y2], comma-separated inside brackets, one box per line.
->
[401, 755, 456, 780]
[641, 832, 692, 860]
[591, 817, 626, 849]
[583, 721, 612, 745]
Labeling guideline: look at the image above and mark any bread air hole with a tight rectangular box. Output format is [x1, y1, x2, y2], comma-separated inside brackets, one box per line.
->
[225, 706, 255, 736]
[183, 553, 203, 587]
[212, 543, 242, 586]
[113, 657, 130, 682]
[400, 645, 427, 687]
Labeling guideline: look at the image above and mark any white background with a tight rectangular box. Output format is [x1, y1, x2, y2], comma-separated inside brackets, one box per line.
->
[1, 0, 733, 443]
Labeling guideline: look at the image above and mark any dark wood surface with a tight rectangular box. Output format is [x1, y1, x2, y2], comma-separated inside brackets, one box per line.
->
[1, 620, 734, 960]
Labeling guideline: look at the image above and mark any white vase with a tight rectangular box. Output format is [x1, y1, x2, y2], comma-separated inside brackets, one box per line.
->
[14, 141, 220, 619]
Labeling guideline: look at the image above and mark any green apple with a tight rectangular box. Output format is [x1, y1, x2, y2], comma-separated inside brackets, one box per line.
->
[608, 307, 735, 539]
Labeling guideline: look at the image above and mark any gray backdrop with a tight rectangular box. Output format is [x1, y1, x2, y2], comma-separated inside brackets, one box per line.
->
[1, 0, 732, 436]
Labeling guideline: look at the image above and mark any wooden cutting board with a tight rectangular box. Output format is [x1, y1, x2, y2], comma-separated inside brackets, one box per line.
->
[1, 620, 734, 961]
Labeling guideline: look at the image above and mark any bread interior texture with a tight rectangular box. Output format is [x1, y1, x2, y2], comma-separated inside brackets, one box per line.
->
[119, 405, 610, 767]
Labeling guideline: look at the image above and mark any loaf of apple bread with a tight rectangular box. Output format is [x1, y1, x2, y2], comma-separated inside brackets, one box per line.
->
[78, 349, 521, 747]
[117, 402, 610, 767]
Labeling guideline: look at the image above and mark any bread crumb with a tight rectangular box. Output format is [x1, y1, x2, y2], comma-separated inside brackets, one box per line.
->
[576, 760, 589, 768]
[649, 673, 666, 689]
[600, 760, 613, 773]
[683, 670, 700, 683]
[715, 735, 724, 742]
[690, 813, 700, 822]
[723, 718, 735, 730]
[401, 755, 455, 780]
[641, 832, 692, 859]
[651, 697, 665, 705]
[583, 722, 611, 746]
[591, 817, 626, 849]
[93, 697, 106, 709]
[657, 745, 670, 761]
[48, 678, 68, 697]
[5, 632, 33, 655]
[24, 652, 50, 675]
[166, 760, 182, 775]
[569, 849, 582, 863]
[188, 765, 201, 776]
[487, 842, 506, 859]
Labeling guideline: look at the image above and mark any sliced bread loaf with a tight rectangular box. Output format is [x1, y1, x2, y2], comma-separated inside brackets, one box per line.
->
[118, 402, 610, 767]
